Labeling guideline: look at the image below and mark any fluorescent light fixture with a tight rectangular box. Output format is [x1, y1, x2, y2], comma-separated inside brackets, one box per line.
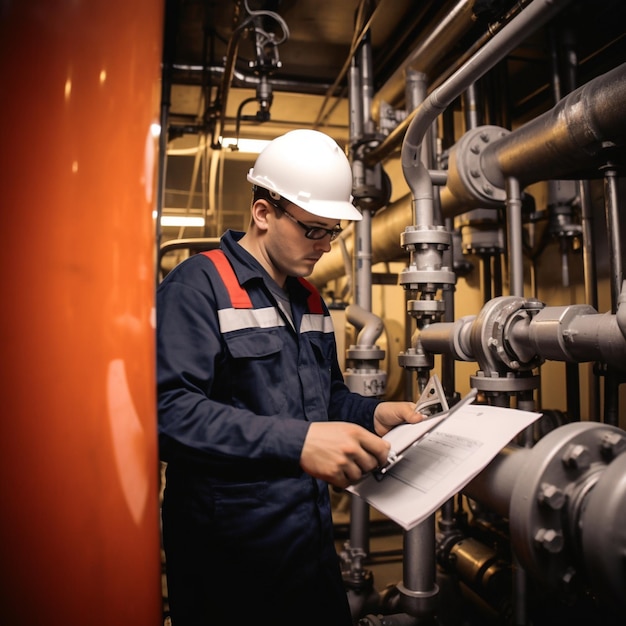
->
[220, 137, 270, 153]
[160, 215, 205, 227]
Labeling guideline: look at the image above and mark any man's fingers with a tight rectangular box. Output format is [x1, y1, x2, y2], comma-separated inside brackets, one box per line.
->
[355, 432, 391, 470]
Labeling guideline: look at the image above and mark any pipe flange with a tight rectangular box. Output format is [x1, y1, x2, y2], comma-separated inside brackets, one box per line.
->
[446, 125, 511, 208]
[490, 299, 543, 371]
[470, 372, 539, 393]
[396, 581, 439, 618]
[401, 226, 451, 249]
[398, 349, 433, 370]
[509, 422, 625, 595]
[343, 371, 387, 397]
[407, 299, 446, 315]
[399, 267, 456, 288]
[581, 450, 626, 608]
[346, 346, 386, 360]
[470, 296, 531, 376]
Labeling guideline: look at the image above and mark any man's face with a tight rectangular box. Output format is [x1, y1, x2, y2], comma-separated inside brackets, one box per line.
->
[265, 200, 341, 278]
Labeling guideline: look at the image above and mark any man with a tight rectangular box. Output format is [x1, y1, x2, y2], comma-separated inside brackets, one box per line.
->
[157, 129, 423, 626]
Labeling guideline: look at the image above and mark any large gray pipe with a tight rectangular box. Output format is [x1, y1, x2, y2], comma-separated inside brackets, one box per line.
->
[441, 62, 626, 217]
[483, 62, 626, 188]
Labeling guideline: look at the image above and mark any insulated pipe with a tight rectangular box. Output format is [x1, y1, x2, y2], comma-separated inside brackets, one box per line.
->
[479, 62, 626, 192]
[0, 1, 164, 625]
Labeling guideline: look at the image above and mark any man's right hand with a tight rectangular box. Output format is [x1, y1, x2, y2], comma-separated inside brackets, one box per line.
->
[299, 421, 391, 489]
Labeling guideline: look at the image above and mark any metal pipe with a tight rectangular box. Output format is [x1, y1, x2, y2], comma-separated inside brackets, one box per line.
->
[505, 177, 524, 297]
[463, 446, 530, 517]
[604, 168, 623, 313]
[396, 517, 439, 618]
[480, 63, 626, 191]
[420, 299, 626, 375]
[347, 24, 371, 565]
[313, 0, 386, 128]
[345, 304, 384, 348]
[212, 1, 246, 146]
[602, 167, 623, 426]
[579, 179, 598, 310]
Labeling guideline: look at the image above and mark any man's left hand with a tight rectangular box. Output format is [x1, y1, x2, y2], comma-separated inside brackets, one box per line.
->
[373, 402, 424, 437]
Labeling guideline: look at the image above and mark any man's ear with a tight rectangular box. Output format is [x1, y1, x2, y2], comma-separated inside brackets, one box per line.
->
[251, 198, 271, 233]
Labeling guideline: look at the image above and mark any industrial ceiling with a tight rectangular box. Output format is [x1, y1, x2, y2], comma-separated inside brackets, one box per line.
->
[158, 0, 626, 247]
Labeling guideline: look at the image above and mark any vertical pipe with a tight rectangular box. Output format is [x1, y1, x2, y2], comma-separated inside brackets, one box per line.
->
[400, 70, 440, 611]
[549, 21, 585, 421]
[348, 36, 370, 559]
[604, 169, 623, 312]
[482, 256, 493, 303]
[403, 517, 437, 590]
[579, 178, 601, 419]
[603, 168, 623, 426]
[505, 177, 525, 297]
[0, 2, 164, 625]
[579, 180, 599, 310]
[493, 252, 504, 297]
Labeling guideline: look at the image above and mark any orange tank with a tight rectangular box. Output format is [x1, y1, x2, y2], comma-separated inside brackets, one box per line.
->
[0, 1, 164, 624]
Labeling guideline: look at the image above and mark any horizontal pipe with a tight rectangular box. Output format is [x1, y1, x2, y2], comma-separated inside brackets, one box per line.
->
[482, 62, 626, 188]
[463, 445, 530, 517]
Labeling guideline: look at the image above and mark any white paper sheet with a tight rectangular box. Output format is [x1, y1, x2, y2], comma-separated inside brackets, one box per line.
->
[348, 403, 542, 530]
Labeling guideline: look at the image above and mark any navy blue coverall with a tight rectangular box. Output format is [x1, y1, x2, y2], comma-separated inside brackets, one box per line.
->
[157, 229, 382, 625]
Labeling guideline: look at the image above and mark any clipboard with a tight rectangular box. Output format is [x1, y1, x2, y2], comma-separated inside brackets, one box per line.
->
[373, 381, 478, 480]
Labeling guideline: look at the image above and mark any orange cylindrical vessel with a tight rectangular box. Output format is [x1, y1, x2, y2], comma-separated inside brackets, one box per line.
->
[0, 1, 164, 624]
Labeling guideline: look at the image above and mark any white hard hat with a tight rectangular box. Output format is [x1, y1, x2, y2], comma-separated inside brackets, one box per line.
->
[247, 129, 362, 221]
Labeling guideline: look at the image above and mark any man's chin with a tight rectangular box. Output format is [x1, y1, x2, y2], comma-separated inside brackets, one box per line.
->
[292, 260, 316, 277]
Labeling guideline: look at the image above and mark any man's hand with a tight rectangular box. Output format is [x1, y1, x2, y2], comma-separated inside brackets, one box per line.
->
[373, 401, 424, 437]
[300, 422, 390, 489]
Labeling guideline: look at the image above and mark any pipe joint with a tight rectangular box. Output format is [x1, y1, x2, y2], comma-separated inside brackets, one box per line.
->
[440, 125, 511, 218]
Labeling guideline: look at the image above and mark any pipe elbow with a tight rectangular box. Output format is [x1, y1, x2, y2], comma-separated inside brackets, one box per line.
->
[346, 303, 384, 346]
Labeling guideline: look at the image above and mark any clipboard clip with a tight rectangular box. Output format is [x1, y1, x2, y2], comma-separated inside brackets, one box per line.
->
[373, 381, 478, 481]
[414, 374, 449, 416]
